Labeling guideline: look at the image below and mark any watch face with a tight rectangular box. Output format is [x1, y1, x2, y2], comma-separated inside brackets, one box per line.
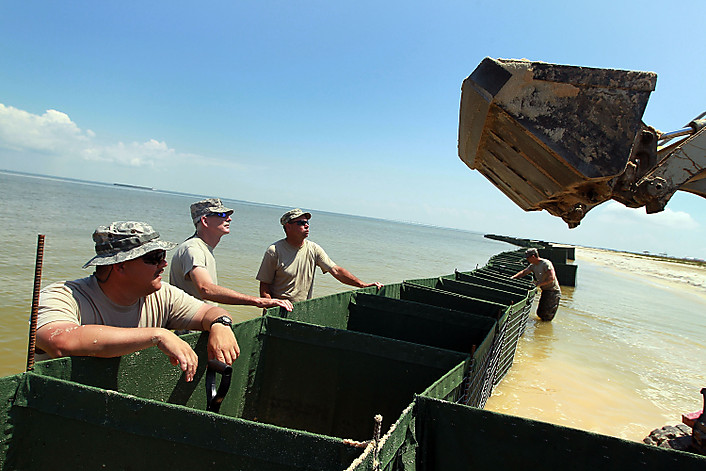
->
[213, 316, 232, 327]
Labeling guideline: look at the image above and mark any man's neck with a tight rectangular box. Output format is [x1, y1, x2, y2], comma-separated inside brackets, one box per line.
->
[197, 229, 222, 249]
[285, 235, 306, 249]
[95, 276, 141, 306]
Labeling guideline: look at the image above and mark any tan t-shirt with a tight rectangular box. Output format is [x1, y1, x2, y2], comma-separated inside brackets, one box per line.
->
[256, 239, 336, 302]
[37, 275, 203, 331]
[169, 236, 218, 304]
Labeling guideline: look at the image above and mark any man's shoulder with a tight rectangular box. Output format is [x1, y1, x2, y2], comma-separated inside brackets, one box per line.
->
[539, 258, 555, 269]
[177, 236, 209, 252]
[267, 238, 288, 251]
[303, 239, 325, 251]
[42, 276, 94, 294]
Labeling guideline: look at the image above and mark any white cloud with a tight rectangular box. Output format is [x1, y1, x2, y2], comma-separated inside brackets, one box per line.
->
[81, 139, 177, 167]
[596, 201, 698, 230]
[0, 102, 240, 170]
[0, 104, 91, 153]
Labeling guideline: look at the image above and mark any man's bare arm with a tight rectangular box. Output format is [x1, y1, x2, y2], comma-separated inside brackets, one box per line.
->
[36, 321, 199, 381]
[329, 265, 383, 290]
[190, 267, 292, 311]
[510, 266, 531, 280]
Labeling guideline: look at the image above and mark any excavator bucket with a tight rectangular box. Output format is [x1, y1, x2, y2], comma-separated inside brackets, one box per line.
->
[458, 58, 657, 227]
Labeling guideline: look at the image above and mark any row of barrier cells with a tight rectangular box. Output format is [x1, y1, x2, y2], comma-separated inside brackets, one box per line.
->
[3, 249, 698, 470]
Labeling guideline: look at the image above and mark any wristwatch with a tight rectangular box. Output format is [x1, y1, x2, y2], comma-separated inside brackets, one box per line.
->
[210, 315, 233, 329]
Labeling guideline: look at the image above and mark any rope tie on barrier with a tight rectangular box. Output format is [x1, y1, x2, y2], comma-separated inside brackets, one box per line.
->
[373, 414, 382, 471]
[343, 402, 414, 471]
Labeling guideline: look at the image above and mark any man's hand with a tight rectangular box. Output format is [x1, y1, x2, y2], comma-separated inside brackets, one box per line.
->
[363, 282, 383, 290]
[154, 331, 199, 382]
[207, 323, 240, 365]
[257, 297, 293, 312]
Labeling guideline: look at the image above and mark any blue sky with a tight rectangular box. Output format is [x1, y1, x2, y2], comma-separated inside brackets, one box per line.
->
[2, 1, 705, 258]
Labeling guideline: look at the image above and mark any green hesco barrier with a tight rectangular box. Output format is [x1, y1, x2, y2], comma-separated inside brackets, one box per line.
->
[31, 316, 266, 414]
[348, 294, 496, 354]
[464, 268, 535, 290]
[0, 373, 362, 471]
[454, 270, 531, 295]
[264, 283, 405, 328]
[414, 397, 706, 471]
[436, 277, 528, 306]
[399, 282, 508, 319]
[245, 317, 468, 441]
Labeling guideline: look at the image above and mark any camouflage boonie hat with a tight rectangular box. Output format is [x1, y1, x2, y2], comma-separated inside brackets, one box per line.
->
[525, 248, 539, 258]
[280, 208, 312, 225]
[190, 198, 234, 224]
[82, 221, 178, 268]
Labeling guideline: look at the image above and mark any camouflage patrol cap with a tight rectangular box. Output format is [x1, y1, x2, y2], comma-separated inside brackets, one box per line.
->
[190, 198, 234, 224]
[82, 221, 177, 268]
[280, 208, 312, 225]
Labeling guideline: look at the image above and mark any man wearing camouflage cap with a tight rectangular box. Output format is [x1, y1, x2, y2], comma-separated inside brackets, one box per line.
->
[511, 248, 561, 321]
[36, 221, 241, 382]
[256, 208, 382, 303]
[170, 198, 293, 312]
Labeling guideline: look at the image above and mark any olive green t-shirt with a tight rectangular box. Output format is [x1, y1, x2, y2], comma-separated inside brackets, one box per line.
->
[256, 239, 336, 302]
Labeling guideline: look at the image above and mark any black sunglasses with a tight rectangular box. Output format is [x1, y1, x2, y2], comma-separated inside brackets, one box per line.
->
[291, 220, 309, 226]
[208, 212, 229, 218]
[141, 250, 167, 265]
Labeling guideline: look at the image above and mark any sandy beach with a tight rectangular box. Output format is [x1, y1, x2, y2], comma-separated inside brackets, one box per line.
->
[575, 247, 706, 296]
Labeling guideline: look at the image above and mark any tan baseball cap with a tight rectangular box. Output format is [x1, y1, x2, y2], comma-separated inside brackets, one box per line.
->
[280, 208, 312, 225]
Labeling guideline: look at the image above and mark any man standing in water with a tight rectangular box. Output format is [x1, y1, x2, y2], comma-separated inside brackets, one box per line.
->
[170, 198, 293, 312]
[256, 208, 383, 302]
[36, 221, 240, 382]
[511, 248, 561, 321]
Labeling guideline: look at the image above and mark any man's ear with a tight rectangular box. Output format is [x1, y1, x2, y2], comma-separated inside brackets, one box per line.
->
[113, 262, 127, 274]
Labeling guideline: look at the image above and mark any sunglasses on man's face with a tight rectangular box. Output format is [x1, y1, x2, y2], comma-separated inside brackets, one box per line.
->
[290, 220, 309, 226]
[141, 250, 167, 265]
[208, 212, 229, 218]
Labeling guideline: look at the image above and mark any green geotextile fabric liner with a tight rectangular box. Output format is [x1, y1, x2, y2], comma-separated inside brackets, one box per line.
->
[399, 282, 508, 319]
[455, 270, 531, 294]
[0, 373, 362, 471]
[30, 317, 266, 417]
[414, 396, 706, 470]
[348, 294, 496, 354]
[436, 278, 528, 305]
[250, 317, 469, 441]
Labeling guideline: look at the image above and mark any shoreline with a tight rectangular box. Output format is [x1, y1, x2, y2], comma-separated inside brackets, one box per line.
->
[575, 246, 706, 295]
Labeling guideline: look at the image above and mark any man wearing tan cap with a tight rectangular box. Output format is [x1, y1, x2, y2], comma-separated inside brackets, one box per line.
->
[36, 221, 241, 382]
[170, 198, 292, 312]
[256, 208, 382, 303]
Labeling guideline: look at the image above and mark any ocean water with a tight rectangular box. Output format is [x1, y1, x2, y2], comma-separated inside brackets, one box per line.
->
[1, 170, 704, 442]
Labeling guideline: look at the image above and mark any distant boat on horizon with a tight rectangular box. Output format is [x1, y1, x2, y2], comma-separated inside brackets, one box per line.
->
[113, 182, 155, 191]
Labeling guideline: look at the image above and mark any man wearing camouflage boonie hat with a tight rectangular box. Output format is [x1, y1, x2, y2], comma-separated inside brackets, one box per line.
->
[256, 208, 383, 303]
[37, 221, 241, 381]
[510, 247, 561, 321]
[169, 198, 293, 313]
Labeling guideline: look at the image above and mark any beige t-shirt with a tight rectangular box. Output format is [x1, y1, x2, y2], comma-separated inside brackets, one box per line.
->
[37, 275, 203, 331]
[169, 236, 218, 304]
[256, 239, 336, 302]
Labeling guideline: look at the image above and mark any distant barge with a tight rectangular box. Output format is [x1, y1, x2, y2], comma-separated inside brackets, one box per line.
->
[113, 182, 155, 191]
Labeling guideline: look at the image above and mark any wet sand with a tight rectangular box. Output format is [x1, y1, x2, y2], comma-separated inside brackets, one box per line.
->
[575, 247, 706, 296]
